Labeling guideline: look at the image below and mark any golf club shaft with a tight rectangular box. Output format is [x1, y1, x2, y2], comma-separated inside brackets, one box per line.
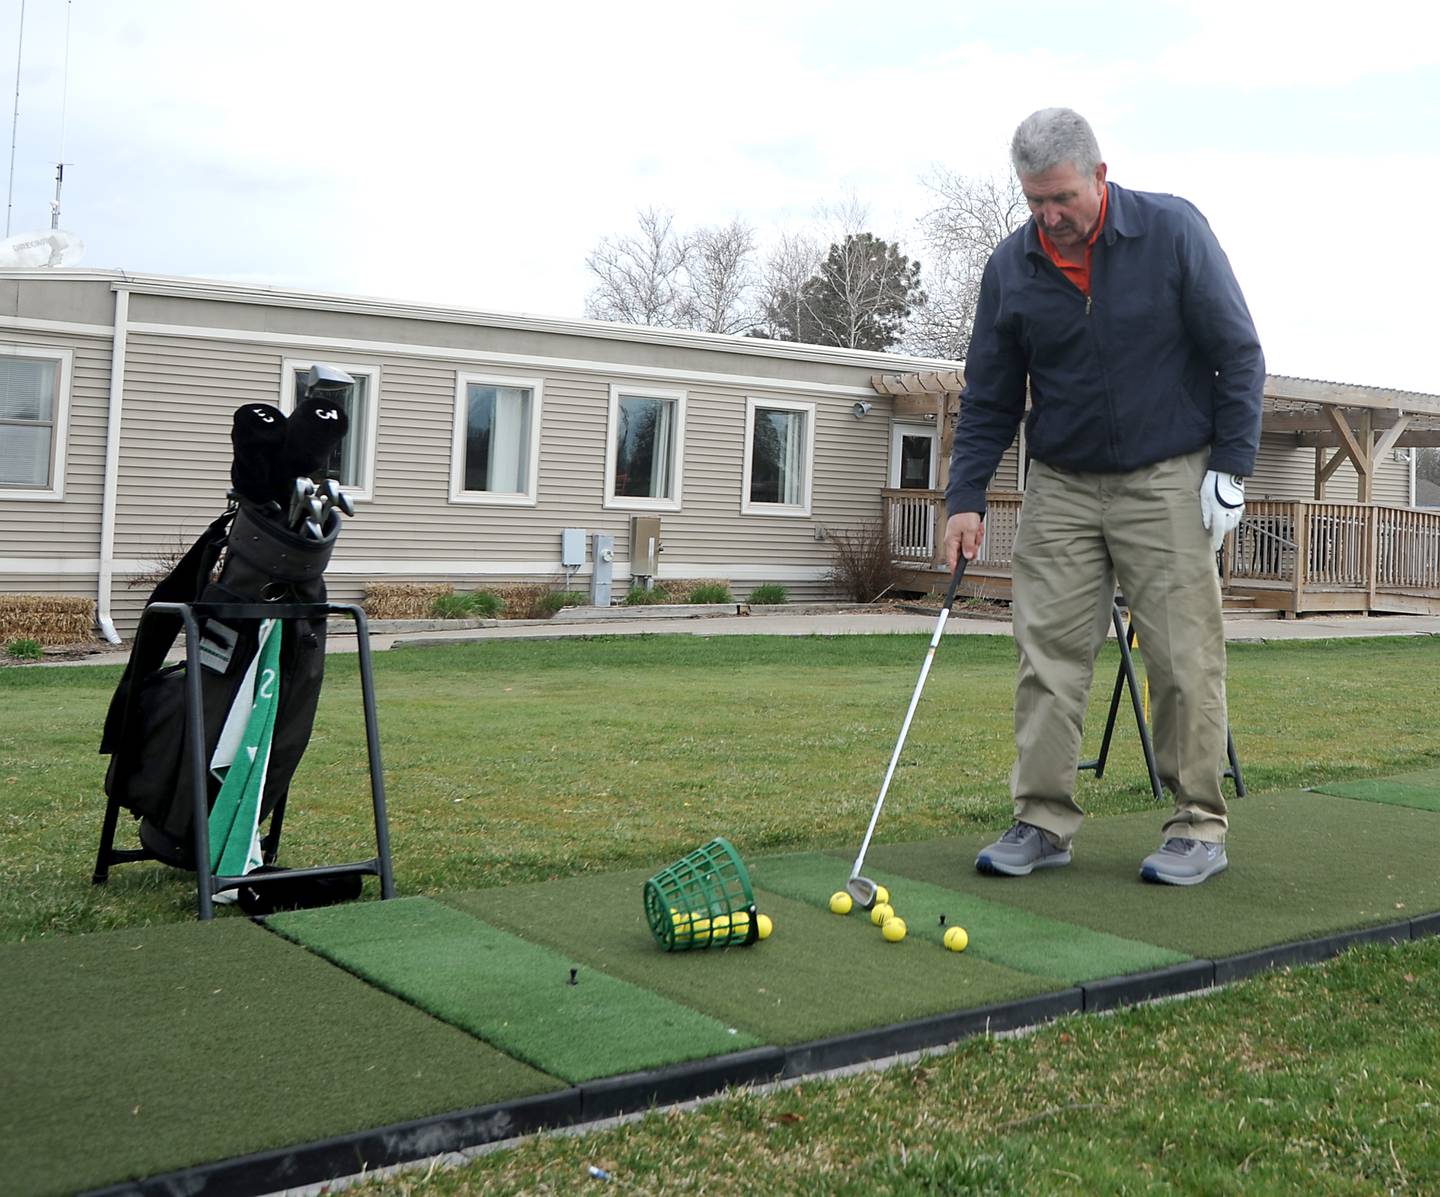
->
[849, 556, 970, 879]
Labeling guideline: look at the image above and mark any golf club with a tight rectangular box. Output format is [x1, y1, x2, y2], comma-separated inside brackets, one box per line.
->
[846, 553, 970, 908]
[321, 477, 355, 518]
[286, 477, 317, 530]
[229, 403, 287, 505]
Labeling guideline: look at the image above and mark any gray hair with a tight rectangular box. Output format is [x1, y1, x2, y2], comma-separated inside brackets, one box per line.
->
[1010, 108, 1102, 178]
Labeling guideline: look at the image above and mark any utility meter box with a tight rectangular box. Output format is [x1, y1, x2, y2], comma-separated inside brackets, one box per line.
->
[590, 532, 615, 607]
[630, 516, 662, 581]
[560, 528, 587, 568]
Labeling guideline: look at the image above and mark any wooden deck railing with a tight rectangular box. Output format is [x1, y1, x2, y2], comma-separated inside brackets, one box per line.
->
[882, 489, 1023, 569]
[884, 490, 1440, 615]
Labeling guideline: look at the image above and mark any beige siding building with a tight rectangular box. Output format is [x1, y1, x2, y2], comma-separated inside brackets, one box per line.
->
[1, 271, 967, 638]
[4, 270, 1428, 637]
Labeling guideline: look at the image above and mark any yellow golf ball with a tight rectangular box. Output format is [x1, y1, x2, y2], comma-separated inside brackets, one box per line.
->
[870, 902, 894, 927]
[874, 885, 890, 905]
[944, 926, 969, 953]
[829, 891, 853, 915]
[882, 916, 907, 943]
[756, 913, 773, 940]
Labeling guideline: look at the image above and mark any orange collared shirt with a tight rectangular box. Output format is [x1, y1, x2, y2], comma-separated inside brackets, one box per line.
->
[1036, 184, 1108, 296]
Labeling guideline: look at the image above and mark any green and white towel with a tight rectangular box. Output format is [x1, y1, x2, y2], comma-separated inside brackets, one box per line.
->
[208, 619, 282, 876]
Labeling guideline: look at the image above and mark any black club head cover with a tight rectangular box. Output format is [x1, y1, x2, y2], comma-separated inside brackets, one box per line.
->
[230, 403, 287, 504]
[279, 396, 350, 496]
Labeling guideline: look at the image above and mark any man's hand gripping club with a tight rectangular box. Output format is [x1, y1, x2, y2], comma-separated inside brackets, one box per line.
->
[944, 512, 985, 571]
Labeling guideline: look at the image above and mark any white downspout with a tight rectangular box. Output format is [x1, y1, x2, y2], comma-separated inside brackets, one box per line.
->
[1410, 447, 1417, 508]
[95, 286, 129, 643]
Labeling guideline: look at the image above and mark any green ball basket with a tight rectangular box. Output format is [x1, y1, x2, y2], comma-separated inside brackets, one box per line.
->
[644, 837, 759, 951]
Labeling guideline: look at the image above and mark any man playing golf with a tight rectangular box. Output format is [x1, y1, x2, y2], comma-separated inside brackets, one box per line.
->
[944, 107, 1264, 886]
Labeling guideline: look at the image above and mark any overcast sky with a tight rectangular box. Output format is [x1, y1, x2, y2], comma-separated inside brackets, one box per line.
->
[1, 0, 1436, 392]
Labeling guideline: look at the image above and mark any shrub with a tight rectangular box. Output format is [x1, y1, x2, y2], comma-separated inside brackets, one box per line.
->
[623, 586, 667, 606]
[431, 591, 503, 619]
[534, 590, 588, 616]
[6, 638, 43, 661]
[826, 519, 901, 602]
[689, 583, 733, 604]
[748, 583, 788, 605]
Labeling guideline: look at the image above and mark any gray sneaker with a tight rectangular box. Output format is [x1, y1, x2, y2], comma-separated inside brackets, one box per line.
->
[975, 821, 1072, 877]
[1140, 837, 1228, 886]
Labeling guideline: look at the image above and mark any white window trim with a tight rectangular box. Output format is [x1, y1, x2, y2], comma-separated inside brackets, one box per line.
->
[888, 421, 939, 490]
[0, 345, 74, 501]
[449, 371, 544, 507]
[279, 358, 381, 501]
[603, 383, 686, 512]
[741, 395, 815, 517]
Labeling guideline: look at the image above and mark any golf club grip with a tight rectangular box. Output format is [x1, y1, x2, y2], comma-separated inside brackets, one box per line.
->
[850, 556, 969, 875]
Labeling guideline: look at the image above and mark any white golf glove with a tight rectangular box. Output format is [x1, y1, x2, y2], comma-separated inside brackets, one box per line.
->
[1200, 469, 1245, 552]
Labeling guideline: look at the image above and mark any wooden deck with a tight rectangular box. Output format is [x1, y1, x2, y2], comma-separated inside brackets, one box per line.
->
[884, 490, 1440, 617]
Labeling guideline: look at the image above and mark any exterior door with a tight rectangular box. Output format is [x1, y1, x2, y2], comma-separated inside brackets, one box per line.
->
[889, 425, 939, 559]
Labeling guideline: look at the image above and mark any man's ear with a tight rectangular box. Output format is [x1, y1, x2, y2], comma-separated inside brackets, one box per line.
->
[1094, 162, 1108, 190]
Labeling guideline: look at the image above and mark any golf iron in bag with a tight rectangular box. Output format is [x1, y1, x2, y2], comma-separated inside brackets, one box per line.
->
[99, 367, 355, 869]
[846, 555, 969, 909]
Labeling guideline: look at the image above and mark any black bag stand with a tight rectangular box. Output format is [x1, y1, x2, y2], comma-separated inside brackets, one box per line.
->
[93, 599, 396, 921]
[1078, 599, 1245, 801]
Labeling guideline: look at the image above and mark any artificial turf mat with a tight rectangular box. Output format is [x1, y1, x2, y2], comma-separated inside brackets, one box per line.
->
[445, 869, 1057, 1045]
[267, 897, 762, 1082]
[1310, 767, 1440, 812]
[860, 790, 1440, 959]
[748, 852, 1190, 981]
[0, 919, 556, 1197]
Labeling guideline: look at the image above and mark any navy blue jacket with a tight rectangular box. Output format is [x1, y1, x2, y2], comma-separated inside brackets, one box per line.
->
[946, 182, 1264, 516]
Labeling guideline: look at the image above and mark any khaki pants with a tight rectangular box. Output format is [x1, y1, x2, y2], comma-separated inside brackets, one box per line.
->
[1010, 450, 1229, 845]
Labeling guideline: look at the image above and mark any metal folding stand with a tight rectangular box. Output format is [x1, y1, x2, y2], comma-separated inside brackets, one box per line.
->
[93, 600, 396, 920]
[1078, 599, 1245, 800]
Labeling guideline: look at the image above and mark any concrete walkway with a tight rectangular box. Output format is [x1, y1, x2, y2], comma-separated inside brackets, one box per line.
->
[23, 607, 1440, 669]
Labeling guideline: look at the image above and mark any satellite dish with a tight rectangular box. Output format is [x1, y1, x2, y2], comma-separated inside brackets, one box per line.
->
[0, 229, 85, 268]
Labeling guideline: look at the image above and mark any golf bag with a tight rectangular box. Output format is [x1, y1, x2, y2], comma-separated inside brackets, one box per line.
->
[99, 498, 338, 867]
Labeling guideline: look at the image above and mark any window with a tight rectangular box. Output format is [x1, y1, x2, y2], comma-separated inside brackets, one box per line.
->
[742, 397, 814, 516]
[280, 360, 379, 499]
[0, 347, 72, 500]
[450, 373, 543, 506]
[604, 385, 685, 511]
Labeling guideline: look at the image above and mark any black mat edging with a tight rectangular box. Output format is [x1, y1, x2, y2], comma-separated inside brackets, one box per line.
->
[1212, 918, 1414, 986]
[780, 988, 1084, 1078]
[1411, 912, 1440, 940]
[578, 1046, 786, 1121]
[1082, 959, 1217, 1012]
[78, 1087, 584, 1197]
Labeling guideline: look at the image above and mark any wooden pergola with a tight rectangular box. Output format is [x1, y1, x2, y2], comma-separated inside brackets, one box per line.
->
[868, 370, 1440, 503]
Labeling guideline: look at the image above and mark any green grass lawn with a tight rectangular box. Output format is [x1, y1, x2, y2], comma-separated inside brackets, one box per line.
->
[3, 632, 1440, 1192]
[4, 633, 1439, 941]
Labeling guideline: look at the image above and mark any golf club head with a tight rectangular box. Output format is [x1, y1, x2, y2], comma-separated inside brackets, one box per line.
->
[845, 876, 878, 910]
[307, 495, 325, 525]
[286, 477, 316, 529]
[302, 518, 324, 541]
[322, 478, 356, 517]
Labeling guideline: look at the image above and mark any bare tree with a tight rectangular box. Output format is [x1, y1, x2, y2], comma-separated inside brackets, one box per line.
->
[905, 171, 1028, 360]
[749, 230, 824, 340]
[678, 218, 759, 335]
[584, 207, 691, 328]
